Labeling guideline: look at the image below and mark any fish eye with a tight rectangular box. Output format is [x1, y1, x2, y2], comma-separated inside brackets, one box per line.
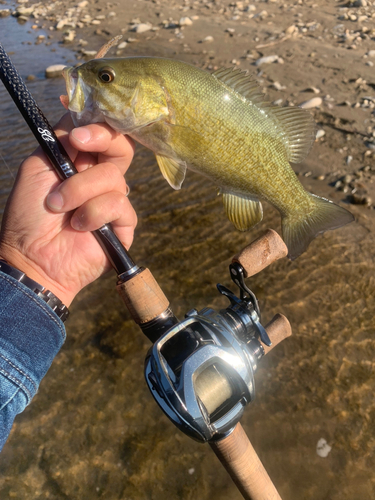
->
[98, 67, 115, 83]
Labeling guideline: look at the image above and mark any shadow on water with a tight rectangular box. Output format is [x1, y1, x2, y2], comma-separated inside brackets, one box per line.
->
[0, 7, 375, 500]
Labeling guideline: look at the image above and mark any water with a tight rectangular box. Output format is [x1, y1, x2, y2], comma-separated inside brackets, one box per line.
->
[0, 7, 375, 500]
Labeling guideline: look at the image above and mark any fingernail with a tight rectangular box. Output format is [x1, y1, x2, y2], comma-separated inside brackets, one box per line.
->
[72, 127, 91, 144]
[47, 191, 64, 210]
[71, 213, 84, 230]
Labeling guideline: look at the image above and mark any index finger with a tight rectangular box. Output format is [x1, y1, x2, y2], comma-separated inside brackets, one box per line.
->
[69, 123, 135, 175]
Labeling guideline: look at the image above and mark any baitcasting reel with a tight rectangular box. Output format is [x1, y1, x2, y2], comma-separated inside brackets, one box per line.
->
[145, 262, 272, 443]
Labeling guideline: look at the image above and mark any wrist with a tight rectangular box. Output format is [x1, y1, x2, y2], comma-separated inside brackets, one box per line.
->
[0, 246, 75, 307]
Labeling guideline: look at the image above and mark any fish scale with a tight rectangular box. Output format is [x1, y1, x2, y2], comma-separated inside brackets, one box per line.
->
[63, 55, 354, 259]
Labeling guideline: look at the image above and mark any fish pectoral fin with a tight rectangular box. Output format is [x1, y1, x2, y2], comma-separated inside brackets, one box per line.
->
[156, 154, 187, 190]
[222, 192, 263, 231]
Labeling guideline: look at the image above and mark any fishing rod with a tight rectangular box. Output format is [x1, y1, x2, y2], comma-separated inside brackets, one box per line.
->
[0, 42, 291, 500]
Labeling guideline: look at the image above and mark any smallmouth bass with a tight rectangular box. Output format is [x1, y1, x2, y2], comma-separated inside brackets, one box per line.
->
[63, 56, 354, 259]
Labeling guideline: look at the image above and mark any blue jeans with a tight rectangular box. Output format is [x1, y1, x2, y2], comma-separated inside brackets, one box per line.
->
[0, 271, 65, 451]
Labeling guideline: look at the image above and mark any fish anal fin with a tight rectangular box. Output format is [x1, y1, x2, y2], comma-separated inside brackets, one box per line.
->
[156, 155, 187, 190]
[282, 194, 354, 260]
[222, 192, 263, 231]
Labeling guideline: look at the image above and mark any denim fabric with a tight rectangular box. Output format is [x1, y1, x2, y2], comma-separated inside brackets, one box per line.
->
[0, 271, 66, 451]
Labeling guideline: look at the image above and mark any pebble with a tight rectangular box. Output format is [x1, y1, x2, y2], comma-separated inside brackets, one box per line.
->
[117, 41, 127, 49]
[316, 129, 325, 139]
[77, 0, 88, 7]
[179, 17, 193, 26]
[368, 50, 375, 58]
[132, 23, 152, 33]
[299, 97, 323, 109]
[45, 64, 66, 78]
[255, 55, 280, 66]
[0, 9, 10, 17]
[316, 438, 332, 458]
[272, 81, 286, 91]
[201, 36, 214, 43]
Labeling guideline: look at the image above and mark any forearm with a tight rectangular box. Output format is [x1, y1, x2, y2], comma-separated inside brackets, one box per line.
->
[0, 271, 65, 451]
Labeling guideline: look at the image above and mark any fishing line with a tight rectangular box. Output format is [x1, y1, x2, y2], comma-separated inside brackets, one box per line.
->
[0, 149, 15, 180]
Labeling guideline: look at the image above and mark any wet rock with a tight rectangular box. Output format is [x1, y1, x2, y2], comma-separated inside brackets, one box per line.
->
[299, 97, 323, 109]
[45, 64, 66, 78]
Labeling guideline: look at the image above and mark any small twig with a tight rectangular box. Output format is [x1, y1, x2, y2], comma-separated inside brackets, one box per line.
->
[255, 35, 291, 50]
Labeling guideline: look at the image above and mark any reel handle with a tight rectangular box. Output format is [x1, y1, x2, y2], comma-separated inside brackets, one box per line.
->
[232, 229, 288, 278]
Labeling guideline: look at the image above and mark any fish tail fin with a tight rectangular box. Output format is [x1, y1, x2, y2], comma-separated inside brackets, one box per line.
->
[282, 194, 355, 260]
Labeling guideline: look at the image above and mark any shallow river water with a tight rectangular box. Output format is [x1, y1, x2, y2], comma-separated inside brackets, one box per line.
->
[0, 7, 374, 500]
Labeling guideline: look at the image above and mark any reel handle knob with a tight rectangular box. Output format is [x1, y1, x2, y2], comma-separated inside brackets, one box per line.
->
[262, 313, 292, 355]
[232, 229, 288, 278]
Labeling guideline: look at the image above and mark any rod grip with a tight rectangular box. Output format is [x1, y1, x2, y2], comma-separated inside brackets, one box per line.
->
[117, 268, 169, 324]
[232, 229, 287, 278]
[210, 423, 281, 500]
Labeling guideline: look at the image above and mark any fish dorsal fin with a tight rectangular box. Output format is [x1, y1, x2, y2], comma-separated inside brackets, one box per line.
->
[269, 105, 316, 164]
[212, 67, 316, 164]
[222, 192, 263, 231]
[212, 67, 268, 106]
[156, 154, 187, 190]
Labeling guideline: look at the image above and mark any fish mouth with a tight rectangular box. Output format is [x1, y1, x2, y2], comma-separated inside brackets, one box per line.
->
[62, 66, 96, 127]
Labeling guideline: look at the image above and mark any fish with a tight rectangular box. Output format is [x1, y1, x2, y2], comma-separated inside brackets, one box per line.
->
[62, 51, 354, 260]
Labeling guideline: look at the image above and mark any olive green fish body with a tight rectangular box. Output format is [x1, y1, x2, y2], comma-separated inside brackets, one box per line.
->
[63, 57, 354, 259]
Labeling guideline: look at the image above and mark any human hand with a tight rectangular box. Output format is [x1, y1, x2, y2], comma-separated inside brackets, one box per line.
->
[0, 114, 137, 307]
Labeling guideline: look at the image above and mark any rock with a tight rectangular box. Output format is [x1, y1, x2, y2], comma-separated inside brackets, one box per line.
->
[179, 17, 193, 26]
[132, 23, 152, 33]
[255, 55, 280, 66]
[0, 9, 10, 17]
[316, 438, 332, 458]
[26, 74, 36, 81]
[350, 193, 372, 205]
[63, 30, 75, 43]
[81, 50, 97, 57]
[118, 41, 127, 49]
[299, 97, 323, 109]
[272, 81, 286, 91]
[353, 0, 367, 6]
[316, 129, 325, 139]
[368, 50, 375, 58]
[201, 36, 214, 43]
[45, 64, 66, 78]
[285, 25, 297, 35]
[56, 19, 68, 30]
[77, 0, 89, 7]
